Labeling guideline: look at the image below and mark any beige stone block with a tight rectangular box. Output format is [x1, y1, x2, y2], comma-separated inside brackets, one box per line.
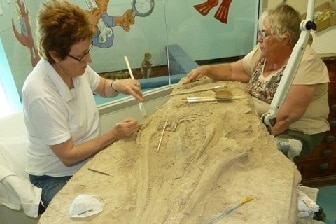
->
[38, 79, 302, 224]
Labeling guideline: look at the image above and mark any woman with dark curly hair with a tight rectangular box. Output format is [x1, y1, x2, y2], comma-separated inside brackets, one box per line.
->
[22, 0, 143, 210]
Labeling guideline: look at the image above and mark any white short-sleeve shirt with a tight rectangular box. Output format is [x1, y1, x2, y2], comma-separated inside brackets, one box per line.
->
[22, 59, 100, 177]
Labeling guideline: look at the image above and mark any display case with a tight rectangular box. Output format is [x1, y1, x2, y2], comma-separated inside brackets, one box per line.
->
[0, 0, 260, 106]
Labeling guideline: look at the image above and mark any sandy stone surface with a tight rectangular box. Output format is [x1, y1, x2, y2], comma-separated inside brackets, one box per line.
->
[38, 78, 302, 224]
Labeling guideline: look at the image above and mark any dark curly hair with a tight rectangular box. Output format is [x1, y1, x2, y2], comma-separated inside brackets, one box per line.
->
[36, 0, 95, 64]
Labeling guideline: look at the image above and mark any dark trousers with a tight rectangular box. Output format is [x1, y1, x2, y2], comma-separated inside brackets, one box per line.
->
[29, 174, 71, 213]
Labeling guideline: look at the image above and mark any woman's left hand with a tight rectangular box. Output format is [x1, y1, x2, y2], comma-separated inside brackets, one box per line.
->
[113, 79, 144, 102]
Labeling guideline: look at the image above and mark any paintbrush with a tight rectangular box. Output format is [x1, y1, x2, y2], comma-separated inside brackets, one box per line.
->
[207, 195, 254, 224]
[124, 56, 148, 118]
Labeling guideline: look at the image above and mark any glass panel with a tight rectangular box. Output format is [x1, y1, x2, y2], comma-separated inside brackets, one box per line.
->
[0, 0, 260, 106]
[92, 0, 260, 105]
[90, 0, 171, 105]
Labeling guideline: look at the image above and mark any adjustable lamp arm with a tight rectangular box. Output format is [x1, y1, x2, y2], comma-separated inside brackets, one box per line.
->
[261, 0, 316, 128]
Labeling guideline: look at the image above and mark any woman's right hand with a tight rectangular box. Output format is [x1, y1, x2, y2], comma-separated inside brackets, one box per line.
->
[113, 79, 144, 102]
[186, 66, 209, 83]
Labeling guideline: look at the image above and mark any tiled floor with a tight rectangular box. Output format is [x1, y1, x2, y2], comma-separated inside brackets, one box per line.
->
[317, 185, 336, 224]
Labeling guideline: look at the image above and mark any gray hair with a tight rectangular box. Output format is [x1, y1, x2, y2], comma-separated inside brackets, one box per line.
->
[259, 4, 301, 46]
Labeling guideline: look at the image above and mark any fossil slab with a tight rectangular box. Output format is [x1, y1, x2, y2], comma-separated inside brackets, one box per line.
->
[39, 79, 301, 224]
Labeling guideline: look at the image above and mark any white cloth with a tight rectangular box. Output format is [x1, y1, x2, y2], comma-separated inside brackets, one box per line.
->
[69, 194, 104, 218]
[0, 166, 41, 218]
[22, 59, 101, 177]
[0, 112, 41, 217]
[297, 190, 320, 218]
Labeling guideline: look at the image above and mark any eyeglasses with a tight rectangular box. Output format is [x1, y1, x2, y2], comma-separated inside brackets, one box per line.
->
[67, 44, 93, 62]
[258, 30, 272, 39]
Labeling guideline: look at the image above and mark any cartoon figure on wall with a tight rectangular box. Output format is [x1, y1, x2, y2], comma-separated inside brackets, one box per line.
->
[194, 0, 232, 23]
[12, 0, 40, 67]
[87, 0, 155, 48]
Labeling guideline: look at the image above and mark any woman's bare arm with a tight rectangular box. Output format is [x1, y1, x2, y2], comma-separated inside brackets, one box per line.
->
[186, 59, 250, 83]
[271, 84, 317, 136]
[50, 118, 139, 167]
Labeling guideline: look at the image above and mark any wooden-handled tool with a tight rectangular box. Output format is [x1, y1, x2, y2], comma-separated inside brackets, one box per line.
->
[124, 56, 148, 118]
[183, 87, 245, 103]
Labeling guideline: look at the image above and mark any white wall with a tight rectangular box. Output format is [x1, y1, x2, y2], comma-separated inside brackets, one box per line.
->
[263, 0, 336, 54]
[265, 0, 329, 12]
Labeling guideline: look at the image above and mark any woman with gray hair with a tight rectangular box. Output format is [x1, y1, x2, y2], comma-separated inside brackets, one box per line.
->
[186, 4, 329, 160]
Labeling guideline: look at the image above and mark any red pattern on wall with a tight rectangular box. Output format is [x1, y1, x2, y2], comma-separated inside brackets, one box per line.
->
[12, 0, 40, 66]
[194, 0, 232, 24]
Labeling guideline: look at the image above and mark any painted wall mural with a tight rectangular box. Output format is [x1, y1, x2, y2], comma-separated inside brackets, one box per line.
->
[1, 0, 259, 99]
[5, 0, 157, 68]
[87, 0, 155, 48]
[12, 0, 39, 67]
[194, 0, 232, 23]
